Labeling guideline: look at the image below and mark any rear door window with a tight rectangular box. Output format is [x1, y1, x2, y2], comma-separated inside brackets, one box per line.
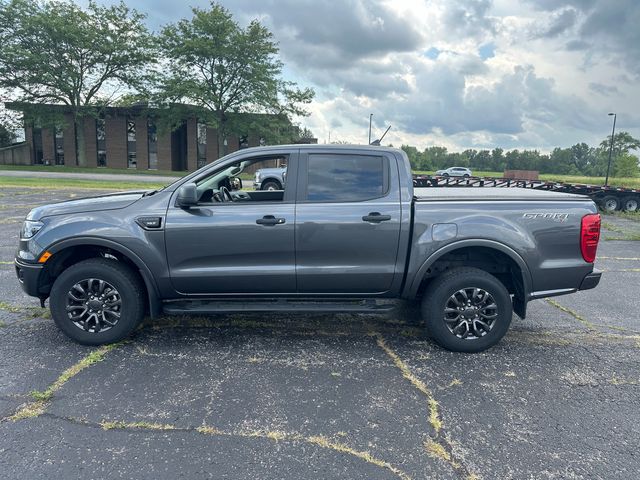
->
[306, 154, 387, 202]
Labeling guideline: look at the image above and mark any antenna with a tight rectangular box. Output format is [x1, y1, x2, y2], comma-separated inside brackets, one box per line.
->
[370, 125, 391, 146]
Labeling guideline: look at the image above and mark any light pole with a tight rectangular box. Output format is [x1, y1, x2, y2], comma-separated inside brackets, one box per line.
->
[368, 114, 373, 145]
[605, 112, 616, 186]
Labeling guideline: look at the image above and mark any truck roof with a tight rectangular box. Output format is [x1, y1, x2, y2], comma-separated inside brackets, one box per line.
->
[233, 144, 402, 155]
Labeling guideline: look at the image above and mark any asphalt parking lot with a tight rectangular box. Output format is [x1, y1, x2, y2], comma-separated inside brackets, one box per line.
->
[1, 187, 639, 480]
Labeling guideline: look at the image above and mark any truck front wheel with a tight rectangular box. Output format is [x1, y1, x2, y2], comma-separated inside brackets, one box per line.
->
[421, 267, 512, 353]
[49, 258, 145, 345]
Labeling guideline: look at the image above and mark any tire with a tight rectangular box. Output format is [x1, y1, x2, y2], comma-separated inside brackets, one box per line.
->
[442, 173, 449, 178]
[421, 267, 512, 353]
[463, 174, 470, 178]
[600, 195, 620, 212]
[49, 258, 145, 345]
[261, 180, 282, 191]
[621, 196, 639, 212]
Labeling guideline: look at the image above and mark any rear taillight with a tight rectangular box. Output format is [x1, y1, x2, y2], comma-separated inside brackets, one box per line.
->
[580, 213, 601, 263]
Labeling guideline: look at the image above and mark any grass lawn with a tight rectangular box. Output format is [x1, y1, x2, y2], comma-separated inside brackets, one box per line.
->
[0, 164, 183, 177]
[0, 176, 167, 191]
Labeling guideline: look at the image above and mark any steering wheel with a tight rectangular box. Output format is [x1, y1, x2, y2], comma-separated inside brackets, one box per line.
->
[219, 186, 233, 202]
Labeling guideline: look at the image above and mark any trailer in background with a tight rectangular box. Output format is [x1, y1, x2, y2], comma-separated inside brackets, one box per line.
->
[412, 175, 640, 212]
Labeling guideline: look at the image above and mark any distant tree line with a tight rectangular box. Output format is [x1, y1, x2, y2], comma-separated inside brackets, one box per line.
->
[402, 131, 640, 177]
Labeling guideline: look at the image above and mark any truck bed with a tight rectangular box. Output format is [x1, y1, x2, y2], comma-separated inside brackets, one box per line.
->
[414, 187, 587, 202]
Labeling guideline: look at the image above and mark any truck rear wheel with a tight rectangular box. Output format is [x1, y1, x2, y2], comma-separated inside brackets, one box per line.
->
[421, 267, 512, 353]
[49, 258, 145, 345]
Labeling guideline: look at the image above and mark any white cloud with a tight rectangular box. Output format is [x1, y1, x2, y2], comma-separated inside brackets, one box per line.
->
[81, 0, 640, 150]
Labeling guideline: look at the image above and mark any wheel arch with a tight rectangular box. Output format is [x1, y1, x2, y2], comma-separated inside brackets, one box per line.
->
[260, 177, 282, 188]
[41, 237, 161, 317]
[408, 239, 532, 318]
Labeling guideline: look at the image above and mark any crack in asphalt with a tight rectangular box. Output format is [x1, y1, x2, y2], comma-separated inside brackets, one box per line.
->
[2, 342, 124, 422]
[18, 412, 413, 480]
[372, 332, 479, 480]
[545, 299, 640, 336]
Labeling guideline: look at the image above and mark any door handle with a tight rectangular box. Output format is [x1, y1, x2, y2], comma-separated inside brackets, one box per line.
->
[256, 215, 286, 226]
[362, 212, 391, 223]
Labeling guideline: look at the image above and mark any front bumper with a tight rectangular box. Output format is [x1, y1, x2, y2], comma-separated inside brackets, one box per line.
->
[14, 258, 44, 298]
[579, 269, 602, 291]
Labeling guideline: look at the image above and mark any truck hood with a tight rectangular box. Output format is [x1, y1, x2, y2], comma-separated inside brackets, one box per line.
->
[26, 191, 147, 221]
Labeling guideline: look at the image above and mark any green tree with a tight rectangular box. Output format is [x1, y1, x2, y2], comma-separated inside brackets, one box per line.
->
[592, 131, 640, 176]
[613, 153, 640, 178]
[0, 123, 15, 147]
[599, 131, 640, 158]
[547, 147, 566, 174]
[157, 2, 314, 157]
[473, 149, 492, 171]
[297, 127, 315, 140]
[490, 148, 505, 171]
[424, 146, 449, 170]
[401, 145, 421, 169]
[569, 142, 595, 173]
[0, 0, 155, 166]
[0, 103, 18, 147]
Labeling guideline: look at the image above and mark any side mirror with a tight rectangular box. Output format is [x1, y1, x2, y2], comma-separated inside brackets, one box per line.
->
[176, 183, 198, 207]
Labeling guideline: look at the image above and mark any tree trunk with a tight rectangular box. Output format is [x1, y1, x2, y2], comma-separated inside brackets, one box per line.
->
[74, 114, 87, 167]
[217, 114, 226, 159]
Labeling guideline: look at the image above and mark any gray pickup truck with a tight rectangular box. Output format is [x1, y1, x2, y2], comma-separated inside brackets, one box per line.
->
[15, 145, 602, 352]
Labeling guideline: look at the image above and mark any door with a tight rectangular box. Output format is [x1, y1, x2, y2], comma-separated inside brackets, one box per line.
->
[295, 150, 402, 294]
[165, 150, 298, 294]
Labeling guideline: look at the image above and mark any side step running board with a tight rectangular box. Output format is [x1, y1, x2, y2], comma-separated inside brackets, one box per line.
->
[162, 299, 396, 315]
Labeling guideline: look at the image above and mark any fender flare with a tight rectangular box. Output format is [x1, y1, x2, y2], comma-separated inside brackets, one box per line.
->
[407, 239, 533, 299]
[46, 236, 162, 318]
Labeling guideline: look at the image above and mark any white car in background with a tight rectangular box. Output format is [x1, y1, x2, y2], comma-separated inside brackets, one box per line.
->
[435, 166, 472, 177]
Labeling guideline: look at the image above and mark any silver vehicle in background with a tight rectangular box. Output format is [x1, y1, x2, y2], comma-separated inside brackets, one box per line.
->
[254, 166, 287, 190]
[436, 166, 472, 177]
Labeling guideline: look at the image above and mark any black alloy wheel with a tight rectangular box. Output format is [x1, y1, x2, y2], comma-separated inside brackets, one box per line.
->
[50, 258, 145, 345]
[421, 267, 513, 353]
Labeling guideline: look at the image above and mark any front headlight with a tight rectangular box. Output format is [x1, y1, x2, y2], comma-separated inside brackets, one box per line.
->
[20, 220, 44, 239]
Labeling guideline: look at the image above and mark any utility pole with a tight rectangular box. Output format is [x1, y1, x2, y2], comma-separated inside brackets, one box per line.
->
[368, 114, 373, 145]
[605, 112, 616, 187]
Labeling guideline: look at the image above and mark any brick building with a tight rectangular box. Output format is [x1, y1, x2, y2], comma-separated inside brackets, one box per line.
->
[5, 103, 315, 172]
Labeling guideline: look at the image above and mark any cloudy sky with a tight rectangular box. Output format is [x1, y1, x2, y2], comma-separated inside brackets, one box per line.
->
[87, 0, 640, 151]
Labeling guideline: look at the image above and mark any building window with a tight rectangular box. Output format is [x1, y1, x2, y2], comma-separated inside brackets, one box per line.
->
[54, 127, 64, 165]
[32, 127, 44, 165]
[96, 117, 106, 167]
[239, 135, 249, 149]
[127, 118, 137, 169]
[148, 120, 158, 170]
[196, 121, 207, 168]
